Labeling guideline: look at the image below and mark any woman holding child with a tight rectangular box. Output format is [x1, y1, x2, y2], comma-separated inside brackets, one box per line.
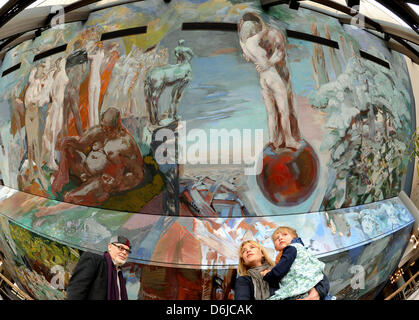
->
[235, 226, 330, 300]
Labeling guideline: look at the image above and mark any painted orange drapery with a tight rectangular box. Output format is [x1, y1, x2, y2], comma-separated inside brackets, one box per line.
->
[67, 51, 120, 136]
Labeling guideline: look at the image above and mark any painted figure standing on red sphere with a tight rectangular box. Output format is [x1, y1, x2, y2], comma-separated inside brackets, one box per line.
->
[238, 13, 302, 151]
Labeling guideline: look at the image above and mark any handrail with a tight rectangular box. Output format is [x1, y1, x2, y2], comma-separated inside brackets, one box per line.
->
[0, 270, 33, 300]
[385, 270, 419, 300]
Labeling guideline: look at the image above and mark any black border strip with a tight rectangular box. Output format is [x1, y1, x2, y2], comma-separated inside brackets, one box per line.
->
[90, 0, 144, 14]
[182, 22, 238, 32]
[33, 43, 68, 62]
[64, 0, 102, 13]
[2, 62, 21, 77]
[0, 32, 24, 52]
[100, 26, 147, 41]
[286, 29, 339, 49]
[310, 0, 382, 32]
[359, 50, 390, 69]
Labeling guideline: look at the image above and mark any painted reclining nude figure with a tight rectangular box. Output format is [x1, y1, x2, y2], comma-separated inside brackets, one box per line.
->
[51, 107, 144, 206]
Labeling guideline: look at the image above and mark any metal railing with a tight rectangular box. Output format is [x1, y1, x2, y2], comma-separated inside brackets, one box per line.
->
[0, 265, 33, 300]
[385, 270, 419, 300]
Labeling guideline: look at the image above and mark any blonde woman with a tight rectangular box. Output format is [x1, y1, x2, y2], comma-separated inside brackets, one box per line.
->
[235, 239, 330, 300]
[235, 240, 276, 300]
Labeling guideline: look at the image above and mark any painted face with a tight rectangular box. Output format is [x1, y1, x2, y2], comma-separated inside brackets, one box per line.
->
[108, 242, 130, 266]
[273, 231, 294, 251]
[101, 108, 121, 138]
[241, 242, 264, 268]
[101, 123, 119, 138]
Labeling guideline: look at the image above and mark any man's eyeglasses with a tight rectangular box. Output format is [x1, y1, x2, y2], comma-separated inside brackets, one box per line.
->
[112, 243, 131, 254]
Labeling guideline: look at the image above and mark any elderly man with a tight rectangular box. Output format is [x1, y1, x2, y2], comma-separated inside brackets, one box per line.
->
[66, 235, 132, 300]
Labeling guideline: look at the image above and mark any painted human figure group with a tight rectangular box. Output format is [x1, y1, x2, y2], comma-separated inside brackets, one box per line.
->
[14, 35, 149, 205]
[17, 39, 113, 184]
[16, 34, 197, 206]
[21, 40, 111, 178]
[15, 9, 301, 208]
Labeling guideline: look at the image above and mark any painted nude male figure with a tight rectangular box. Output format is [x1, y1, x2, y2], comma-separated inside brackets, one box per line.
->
[239, 13, 301, 150]
[42, 57, 69, 170]
[87, 41, 105, 128]
[51, 107, 144, 206]
[23, 59, 53, 189]
[62, 40, 88, 137]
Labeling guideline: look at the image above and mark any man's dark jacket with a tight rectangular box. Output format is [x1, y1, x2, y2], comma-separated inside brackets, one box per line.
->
[66, 251, 109, 300]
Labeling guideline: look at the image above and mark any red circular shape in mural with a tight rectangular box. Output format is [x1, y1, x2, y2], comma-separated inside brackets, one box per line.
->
[257, 141, 319, 206]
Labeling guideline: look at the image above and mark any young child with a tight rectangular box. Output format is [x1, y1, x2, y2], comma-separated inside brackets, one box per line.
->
[261, 226, 326, 300]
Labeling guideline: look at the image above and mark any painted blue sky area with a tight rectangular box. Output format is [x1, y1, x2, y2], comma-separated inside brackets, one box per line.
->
[286, 41, 317, 96]
[179, 54, 268, 137]
[0, 52, 26, 97]
[0, 101, 10, 128]
[286, 37, 349, 96]
[343, 25, 391, 61]
[0, 41, 29, 74]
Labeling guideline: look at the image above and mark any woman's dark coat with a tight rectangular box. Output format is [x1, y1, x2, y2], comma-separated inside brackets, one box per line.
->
[234, 273, 330, 300]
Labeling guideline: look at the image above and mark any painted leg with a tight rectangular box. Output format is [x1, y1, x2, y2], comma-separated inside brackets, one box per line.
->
[172, 81, 187, 119]
[145, 84, 157, 124]
[93, 86, 100, 126]
[51, 141, 82, 194]
[70, 94, 83, 136]
[260, 80, 284, 150]
[269, 77, 300, 149]
[64, 177, 110, 206]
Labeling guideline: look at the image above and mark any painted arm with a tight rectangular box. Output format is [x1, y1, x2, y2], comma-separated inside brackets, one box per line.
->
[256, 30, 285, 72]
[185, 47, 194, 62]
[239, 39, 251, 62]
[118, 137, 144, 191]
[267, 31, 286, 66]
[59, 127, 101, 151]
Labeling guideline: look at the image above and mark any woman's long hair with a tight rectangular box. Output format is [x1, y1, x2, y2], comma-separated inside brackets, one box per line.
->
[237, 240, 274, 276]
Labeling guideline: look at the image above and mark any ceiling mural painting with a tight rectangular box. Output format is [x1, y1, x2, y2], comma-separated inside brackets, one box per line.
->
[0, 0, 416, 299]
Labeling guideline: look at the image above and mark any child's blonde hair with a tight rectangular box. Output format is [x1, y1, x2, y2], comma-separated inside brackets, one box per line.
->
[237, 240, 274, 276]
[271, 226, 298, 242]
